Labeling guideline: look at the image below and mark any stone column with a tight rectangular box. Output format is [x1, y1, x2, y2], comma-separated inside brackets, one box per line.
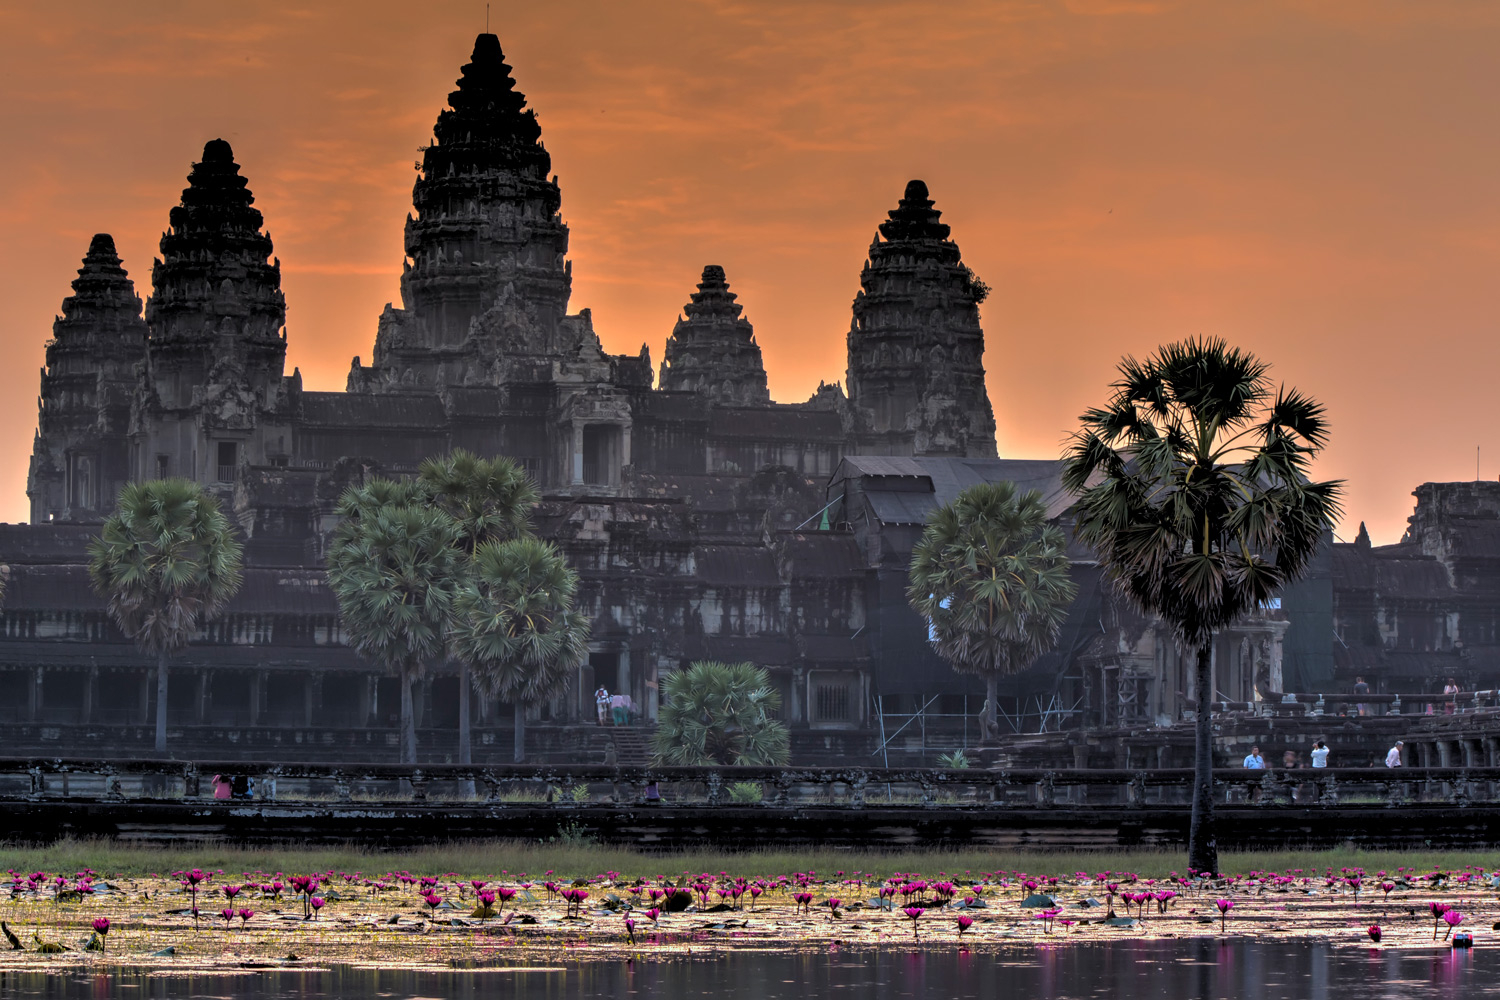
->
[1462, 739, 1480, 768]
[616, 649, 631, 704]
[82, 667, 97, 725]
[250, 671, 267, 726]
[196, 670, 210, 724]
[417, 677, 432, 728]
[305, 674, 321, 728]
[1436, 741, 1454, 768]
[29, 667, 44, 722]
[1484, 737, 1500, 767]
[571, 422, 585, 484]
[137, 669, 151, 726]
[791, 667, 806, 724]
[360, 674, 376, 727]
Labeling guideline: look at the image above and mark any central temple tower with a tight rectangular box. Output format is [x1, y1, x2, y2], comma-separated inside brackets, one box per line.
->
[349, 33, 575, 391]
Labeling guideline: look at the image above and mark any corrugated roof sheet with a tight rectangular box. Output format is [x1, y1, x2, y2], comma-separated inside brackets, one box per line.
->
[839, 456, 1073, 521]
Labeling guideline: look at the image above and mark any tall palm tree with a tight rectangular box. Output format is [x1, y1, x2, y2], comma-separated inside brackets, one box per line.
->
[450, 535, 590, 763]
[325, 479, 462, 763]
[651, 661, 791, 766]
[907, 482, 1077, 742]
[1061, 337, 1341, 876]
[87, 479, 243, 754]
[419, 450, 540, 766]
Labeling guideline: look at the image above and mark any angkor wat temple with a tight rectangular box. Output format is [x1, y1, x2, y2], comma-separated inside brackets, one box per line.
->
[5, 35, 1498, 764]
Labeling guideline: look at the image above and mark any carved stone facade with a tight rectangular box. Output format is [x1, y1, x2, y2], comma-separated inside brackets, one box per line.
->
[10, 34, 1009, 760]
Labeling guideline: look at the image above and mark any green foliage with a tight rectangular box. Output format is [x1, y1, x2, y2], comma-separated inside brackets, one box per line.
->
[936, 750, 972, 769]
[418, 449, 539, 553]
[449, 536, 590, 704]
[1061, 336, 1342, 648]
[727, 781, 764, 804]
[652, 661, 791, 766]
[87, 479, 244, 656]
[324, 479, 462, 676]
[908, 481, 1077, 683]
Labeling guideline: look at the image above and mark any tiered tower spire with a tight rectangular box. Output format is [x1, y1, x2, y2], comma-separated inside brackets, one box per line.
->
[659, 266, 770, 405]
[144, 138, 287, 394]
[845, 180, 996, 457]
[27, 235, 148, 521]
[353, 33, 573, 390]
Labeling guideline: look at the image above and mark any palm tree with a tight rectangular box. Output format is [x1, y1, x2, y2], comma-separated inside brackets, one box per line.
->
[325, 479, 462, 763]
[419, 450, 540, 766]
[450, 535, 590, 763]
[87, 479, 243, 754]
[651, 661, 791, 766]
[1061, 337, 1341, 876]
[907, 482, 1077, 743]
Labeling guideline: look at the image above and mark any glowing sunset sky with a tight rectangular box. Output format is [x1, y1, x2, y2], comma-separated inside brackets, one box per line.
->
[2, 1, 1498, 540]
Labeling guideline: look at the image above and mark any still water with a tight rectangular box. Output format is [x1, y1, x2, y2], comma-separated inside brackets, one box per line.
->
[1, 940, 1495, 999]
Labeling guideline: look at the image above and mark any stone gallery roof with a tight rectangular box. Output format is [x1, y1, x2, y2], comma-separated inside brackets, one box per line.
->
[299, 391, 447, 428]
[710, 405, 843, 441]
[3, 564, 338, 616]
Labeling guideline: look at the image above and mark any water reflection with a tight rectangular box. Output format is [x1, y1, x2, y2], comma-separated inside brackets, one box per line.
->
[0, 939, 1493, 999]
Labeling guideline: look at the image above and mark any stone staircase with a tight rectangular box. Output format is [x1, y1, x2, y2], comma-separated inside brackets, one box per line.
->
[583, 726, 655, 766]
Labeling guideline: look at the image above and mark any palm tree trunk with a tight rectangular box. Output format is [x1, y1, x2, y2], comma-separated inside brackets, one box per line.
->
[985, 674, 999, 743]
[513, 701, 526, 764]
[400, 665, 416, 765]
[458, 660, 472, 765]
[457, 660, 475, 798]
[154, 650, 169, 755]
[1187, 643, 1218, 876]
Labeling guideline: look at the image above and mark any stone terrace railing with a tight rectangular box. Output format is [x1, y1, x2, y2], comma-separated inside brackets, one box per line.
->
[1196, 690, 1500, 716]
[4, 757, 1500, 810]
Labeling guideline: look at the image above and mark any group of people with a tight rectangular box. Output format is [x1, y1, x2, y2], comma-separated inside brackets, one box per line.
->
[593, 686, 633, 726]
[1241, 739, 1405, 769]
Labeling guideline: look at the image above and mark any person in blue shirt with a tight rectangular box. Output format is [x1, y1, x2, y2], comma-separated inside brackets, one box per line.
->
[1243, 746, 1265, 769]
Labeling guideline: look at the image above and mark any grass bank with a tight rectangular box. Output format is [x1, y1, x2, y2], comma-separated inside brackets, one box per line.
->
[3, 838, 1494, 879]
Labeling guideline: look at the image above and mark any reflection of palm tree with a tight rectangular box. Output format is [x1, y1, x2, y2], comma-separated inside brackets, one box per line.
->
[1063, 337, 1341, 876]
[88, 480, 242, 754]
[651, 661, 790, 766]
[419, 450, 539, 765]
[326, 479, 461, 764]
[450, 536, 589, 763]
[907, 482, 1076, 743]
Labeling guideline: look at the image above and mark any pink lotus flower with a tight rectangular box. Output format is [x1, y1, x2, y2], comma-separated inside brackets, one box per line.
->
[1443, 910, 1465, 941]
[237, 908, 254, 928]
[310, 897, 325, 919]
[903, 906, 925, 938]
[1215, 898, 1233, 933]
[956, 914, 973, 937]
[827, 898, 842, 916]
[220, 907, 235, 928]
[643, 907, 661, 925]
[423, 892, 442, 916]
[1368, 925, 1381, 943]
[1431, 902, 1450, 940]
[623, 916, 635, 943]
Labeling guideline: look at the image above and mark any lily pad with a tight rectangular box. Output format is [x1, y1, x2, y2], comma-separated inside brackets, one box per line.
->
[1021, 894, 1058, 908]
[1104, 917, 1139, 927]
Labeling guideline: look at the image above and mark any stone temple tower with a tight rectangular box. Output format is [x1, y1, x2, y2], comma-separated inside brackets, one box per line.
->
[659, 265, 770, 405]
[132, 139, 290, 490]
[845, 180, 997, 457]
[350, 33, 574, 391]
[27, 234, 148, 522]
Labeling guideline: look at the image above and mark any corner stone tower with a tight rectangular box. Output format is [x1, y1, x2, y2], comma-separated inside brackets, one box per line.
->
[845, 180, 997, 457]
[132, 139, 290, 489]
[350, 33, 573, 391]
[28, 234, 148, 522]
[659, 265, 770, 405]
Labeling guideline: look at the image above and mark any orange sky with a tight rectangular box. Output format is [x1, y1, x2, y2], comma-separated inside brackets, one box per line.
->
[3, 1, 1499, 541]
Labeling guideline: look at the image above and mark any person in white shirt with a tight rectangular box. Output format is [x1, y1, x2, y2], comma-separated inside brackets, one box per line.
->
[1243, 747, 1265, 769]
[1385, 741, 1404, 767]
[1310, 740, 1330, 768]
[594, 686, 610, 726]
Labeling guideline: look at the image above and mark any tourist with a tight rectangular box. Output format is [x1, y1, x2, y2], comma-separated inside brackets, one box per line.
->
[1282, 750, 1300, 769]
[594, 686, 610, 726]
[1353, 676, 1370, 716]
[210, 773, 232, 800]
[1444, 677, 1459, 715]
[1242, 746, 1265, 769]
[1310, 740, 1330, 768]
[610, 693, 631, 727]
[1385, 740, 1404, 767]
